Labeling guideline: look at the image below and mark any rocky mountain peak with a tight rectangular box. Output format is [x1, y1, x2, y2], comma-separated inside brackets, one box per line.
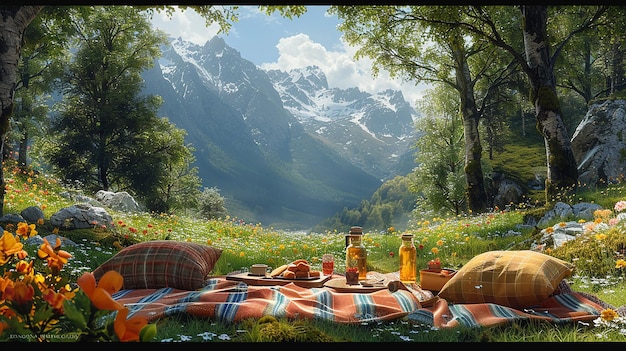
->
[142, 36, 419, 228]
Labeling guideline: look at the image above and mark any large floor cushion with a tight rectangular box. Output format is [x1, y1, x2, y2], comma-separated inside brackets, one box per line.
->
[92, 240, 222, 290]
[437, 250, 575, 309]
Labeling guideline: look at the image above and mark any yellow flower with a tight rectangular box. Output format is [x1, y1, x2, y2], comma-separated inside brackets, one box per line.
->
[594, 208, 613, 220]
[616, 259, 626, 269]
[431, 247, 439, 255]
[601, 308, 619, 322]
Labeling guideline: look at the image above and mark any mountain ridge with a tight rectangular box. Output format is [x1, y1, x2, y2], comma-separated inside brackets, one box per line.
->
[141, 36, 419, 229]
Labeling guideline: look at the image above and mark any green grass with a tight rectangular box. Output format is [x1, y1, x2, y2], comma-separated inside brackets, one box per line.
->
[5, 160, 626, 342]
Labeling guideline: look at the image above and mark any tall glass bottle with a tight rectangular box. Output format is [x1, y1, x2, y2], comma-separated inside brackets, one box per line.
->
[345, 226, 367, 280]
[399, 233, 417, 283]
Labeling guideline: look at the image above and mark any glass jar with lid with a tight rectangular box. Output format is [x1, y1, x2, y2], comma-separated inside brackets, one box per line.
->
[399, 233, 417, 283]
[345, 226, 367, 280]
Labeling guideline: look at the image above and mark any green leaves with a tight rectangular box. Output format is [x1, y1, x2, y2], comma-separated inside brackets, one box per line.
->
[139, 323, 158, 341]
[62, 295, 88, 330]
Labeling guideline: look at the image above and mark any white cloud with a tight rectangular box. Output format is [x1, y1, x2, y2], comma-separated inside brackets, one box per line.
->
[151, 8, 428, 108]
[152, 8, 220, 45]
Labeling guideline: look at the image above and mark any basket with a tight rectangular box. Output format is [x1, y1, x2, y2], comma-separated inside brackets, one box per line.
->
[419, 268, 456, 292]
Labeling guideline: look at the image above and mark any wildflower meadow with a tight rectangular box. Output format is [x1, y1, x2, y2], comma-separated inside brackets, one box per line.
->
[2, 160, 626, 341]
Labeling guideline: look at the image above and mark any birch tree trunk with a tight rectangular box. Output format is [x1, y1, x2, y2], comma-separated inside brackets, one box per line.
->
[521, 5, 578, 202]
[0, 5, 43, 215]
[450, 33, 489, 213]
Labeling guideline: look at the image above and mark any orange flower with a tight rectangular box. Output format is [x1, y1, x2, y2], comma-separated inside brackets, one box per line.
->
[0, 275, 14, 296]
[114, 307, 148, 342]
[5, 281, 35, 314]
[15, 260, 34, 275]
[37, 237, 72, 273]
[16, 249, 28, 260]
[0, 231, 24, 265]
[601, 308, 619, 321]
[42, 288, 67, 314]
[15, 222, 37, 238]
[77, 271, 124, 311]
[0, 321, 9, 335]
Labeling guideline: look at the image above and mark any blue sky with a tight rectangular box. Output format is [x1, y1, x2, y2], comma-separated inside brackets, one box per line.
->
[150, 6, 428, 108]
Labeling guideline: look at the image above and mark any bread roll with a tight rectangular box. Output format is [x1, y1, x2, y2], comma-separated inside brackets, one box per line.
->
[283, 270, 296, 279]
[296, 262, 310, 272]
[309, 270, 320, 278]
[295, 271, 309, 278]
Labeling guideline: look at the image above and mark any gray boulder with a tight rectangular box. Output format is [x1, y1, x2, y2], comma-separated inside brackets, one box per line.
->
[493, 178, 523, 209]
[95, 190, 141, 212]
[0, 213, 25, 224]
[20, 206, 44, 223]
[537, 201, 602, 227]
[49, 203, 113, 229]
[571, 99, 626, 188]
[537, 202, 574, 227]
[25, 234, 77, 247]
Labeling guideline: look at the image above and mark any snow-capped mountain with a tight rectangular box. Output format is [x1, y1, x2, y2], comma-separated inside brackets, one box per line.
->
[141, 36, 419, 228]
[266, 66, 419, 179]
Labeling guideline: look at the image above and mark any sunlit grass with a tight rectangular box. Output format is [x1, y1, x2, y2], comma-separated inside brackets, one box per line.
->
[5, 159, 626, 342]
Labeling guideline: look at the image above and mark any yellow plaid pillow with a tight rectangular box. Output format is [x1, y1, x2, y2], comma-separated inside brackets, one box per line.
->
[437, 250, 575, 309]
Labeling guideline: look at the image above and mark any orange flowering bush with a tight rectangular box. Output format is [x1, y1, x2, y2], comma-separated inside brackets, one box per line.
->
[0, 223, 155, 342]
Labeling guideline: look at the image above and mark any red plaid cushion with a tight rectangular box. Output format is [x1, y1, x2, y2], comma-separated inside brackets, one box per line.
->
[92, 240, 222, 290]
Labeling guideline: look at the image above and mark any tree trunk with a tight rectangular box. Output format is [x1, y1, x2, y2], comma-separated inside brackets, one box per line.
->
[450, 33, 489, 213]
[0, 6, 43, 216]
[521, 5, 578, 203]
[18, 129, 28, 170]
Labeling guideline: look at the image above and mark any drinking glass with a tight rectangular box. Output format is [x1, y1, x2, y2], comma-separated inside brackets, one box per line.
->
[322, 254, 334, 275]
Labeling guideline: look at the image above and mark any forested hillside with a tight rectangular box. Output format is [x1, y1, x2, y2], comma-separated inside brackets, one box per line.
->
[315, 107, 555, 233]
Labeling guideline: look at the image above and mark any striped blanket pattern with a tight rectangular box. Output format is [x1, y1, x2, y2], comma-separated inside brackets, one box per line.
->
[112, 276, 606, 328]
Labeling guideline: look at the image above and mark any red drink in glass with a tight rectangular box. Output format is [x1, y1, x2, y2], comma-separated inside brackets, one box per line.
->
[322, 254, 334, 275]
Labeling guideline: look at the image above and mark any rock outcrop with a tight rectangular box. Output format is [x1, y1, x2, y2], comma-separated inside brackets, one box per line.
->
[571, 99, 626, 188]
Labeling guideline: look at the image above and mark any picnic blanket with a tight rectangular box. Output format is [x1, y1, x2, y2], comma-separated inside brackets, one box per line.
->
[112, 273, 613, 329]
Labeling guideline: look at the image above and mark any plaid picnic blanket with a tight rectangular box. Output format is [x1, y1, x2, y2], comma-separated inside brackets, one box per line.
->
[112, 275, 609, 329]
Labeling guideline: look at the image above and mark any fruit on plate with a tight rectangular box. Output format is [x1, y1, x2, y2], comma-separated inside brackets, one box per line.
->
[277, 260, 322, 279]
[427, 258, 441, 270]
